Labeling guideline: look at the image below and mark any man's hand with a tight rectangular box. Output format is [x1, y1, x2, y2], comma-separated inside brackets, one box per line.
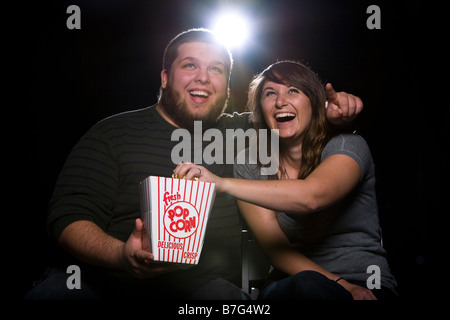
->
[326, 83, 363, 125]
[120, 218, 178, 279]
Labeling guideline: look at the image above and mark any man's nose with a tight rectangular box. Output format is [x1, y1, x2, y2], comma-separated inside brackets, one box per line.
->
[195, 68, 210, 84]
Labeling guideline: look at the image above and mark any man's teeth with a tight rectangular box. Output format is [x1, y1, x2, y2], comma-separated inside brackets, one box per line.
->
[190, 91, 209, 98]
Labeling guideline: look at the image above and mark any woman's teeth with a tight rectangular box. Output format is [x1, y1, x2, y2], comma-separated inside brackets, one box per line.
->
[275, 113, 296, 122]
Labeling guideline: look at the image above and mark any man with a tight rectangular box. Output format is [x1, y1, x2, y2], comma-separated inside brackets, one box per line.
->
[25, 28, 362, 299]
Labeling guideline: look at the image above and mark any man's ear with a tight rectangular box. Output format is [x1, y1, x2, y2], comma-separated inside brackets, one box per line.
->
[161, 69, 168, 89]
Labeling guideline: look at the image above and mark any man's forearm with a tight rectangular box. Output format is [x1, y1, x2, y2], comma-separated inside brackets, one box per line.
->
[57, 220, 125, 270]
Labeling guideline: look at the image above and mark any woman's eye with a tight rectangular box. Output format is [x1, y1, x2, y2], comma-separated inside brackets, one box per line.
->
[185, 63, 196, 69]
[289, 88, 300, 94]
[265, 91, 276, 97]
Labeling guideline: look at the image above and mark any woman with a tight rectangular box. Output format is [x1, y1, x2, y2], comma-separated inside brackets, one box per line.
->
[174, 61, 397, 300]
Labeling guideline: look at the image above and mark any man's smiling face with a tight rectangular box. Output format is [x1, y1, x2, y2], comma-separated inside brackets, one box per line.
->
[159, 41, 230, 130]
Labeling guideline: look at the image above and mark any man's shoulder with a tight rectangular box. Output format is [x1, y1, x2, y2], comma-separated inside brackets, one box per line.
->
[96, 105, 155, 126]
[88, 105, 161, 133]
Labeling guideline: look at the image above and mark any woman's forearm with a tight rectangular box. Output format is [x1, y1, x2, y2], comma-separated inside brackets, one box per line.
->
[237, 200, 340, 282]
[221, 178, 319, 213]
[174, 142, 361, 215]
[221, 155, 361, 214]
[267, 243, 340, 281]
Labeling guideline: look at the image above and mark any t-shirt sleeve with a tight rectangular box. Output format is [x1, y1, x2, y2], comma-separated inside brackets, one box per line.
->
[233, 149, 267, 181]
[321, 134, 373, 180]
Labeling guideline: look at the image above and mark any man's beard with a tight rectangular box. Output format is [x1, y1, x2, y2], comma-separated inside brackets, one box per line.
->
[159, 83, 228, 132]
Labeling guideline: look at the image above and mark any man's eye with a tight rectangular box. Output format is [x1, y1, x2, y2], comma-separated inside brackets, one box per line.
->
[210, 67, 223, 74]
[184, 63, 196, 69]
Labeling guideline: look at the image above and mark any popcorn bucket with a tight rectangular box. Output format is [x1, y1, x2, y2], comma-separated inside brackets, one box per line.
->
[139, 176, 216, 265]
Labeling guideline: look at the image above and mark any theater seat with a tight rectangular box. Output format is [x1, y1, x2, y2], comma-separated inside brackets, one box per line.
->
[241, 229, 271, 299]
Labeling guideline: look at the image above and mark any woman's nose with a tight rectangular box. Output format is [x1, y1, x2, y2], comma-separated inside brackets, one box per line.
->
[276, 94, 288, 108]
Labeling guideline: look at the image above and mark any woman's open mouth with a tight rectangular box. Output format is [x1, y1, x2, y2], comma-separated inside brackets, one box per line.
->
[275, 112, 296, 123]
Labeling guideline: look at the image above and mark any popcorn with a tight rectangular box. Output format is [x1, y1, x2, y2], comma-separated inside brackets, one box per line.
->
[139, 176, 216, 265]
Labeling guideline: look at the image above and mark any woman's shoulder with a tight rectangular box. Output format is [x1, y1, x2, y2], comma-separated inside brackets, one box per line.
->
[322, 133, 373, 174]
[324, 133, 369, 154]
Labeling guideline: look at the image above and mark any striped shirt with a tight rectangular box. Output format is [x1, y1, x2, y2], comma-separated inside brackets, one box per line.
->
[47, 105, 252, 294]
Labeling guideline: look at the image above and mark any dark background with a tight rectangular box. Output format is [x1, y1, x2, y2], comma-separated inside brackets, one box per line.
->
[16, 0, 445, 301]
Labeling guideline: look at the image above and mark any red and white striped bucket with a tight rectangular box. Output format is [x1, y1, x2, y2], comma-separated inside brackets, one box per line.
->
[139, 176, 216, 265]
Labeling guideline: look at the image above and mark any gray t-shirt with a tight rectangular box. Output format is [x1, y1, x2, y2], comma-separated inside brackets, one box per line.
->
[234, 134, 397, 291]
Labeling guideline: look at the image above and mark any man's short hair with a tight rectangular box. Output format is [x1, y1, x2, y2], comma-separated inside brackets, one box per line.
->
[162, 28, 233, 79]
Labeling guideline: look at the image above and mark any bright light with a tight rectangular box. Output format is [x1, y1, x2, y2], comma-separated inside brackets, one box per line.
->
[212, 11, 250, 49]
